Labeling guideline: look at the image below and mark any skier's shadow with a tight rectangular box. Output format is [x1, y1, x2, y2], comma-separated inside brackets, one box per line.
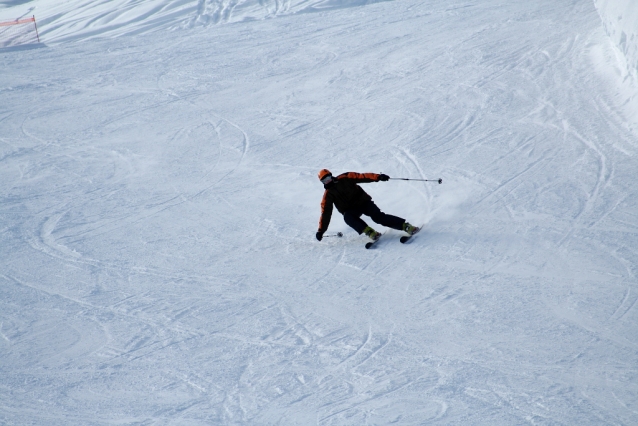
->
[0, 43, 47, 52]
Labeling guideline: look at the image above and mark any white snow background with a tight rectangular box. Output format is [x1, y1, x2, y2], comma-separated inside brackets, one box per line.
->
[1, 0, 638, 424]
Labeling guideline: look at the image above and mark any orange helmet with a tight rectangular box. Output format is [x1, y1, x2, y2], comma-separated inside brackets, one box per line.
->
[318, 169, 332, 181]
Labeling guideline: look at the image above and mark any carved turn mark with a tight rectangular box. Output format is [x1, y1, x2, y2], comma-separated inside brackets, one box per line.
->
[0, 322, 10, 343]
[39, 211, 82, 259]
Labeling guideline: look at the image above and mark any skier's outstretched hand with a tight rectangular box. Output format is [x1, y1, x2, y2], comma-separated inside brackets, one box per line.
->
[316, 231, 324, 241]
[378, 174, 390, 181]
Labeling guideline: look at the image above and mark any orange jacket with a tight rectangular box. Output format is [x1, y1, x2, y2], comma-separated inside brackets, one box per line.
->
[318, 172, 381, 232]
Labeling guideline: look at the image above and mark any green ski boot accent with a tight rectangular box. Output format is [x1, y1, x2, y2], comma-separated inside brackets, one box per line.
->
[363, 226, 382, 241]
[402, 222, 418, 235]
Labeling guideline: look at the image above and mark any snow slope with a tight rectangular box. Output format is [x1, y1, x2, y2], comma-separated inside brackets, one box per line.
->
[2, 0, 638, 424]
[0, 0, 391, 43]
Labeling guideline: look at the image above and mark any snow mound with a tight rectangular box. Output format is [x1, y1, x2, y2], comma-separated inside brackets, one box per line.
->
[592, 0, 638, 137]
[594, 0, 638, 76]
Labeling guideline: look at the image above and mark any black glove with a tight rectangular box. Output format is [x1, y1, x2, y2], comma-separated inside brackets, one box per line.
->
[316, 231, 324, 241]
[378, 174, 390, 181]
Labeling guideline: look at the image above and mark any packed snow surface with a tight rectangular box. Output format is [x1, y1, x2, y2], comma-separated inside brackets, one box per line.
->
[2, 0, 638, 424]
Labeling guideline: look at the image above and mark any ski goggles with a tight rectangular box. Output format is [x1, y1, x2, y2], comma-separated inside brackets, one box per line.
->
[321, 174, 334, 184]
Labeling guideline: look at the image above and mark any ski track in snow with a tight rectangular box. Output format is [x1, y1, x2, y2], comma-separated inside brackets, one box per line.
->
[1, 0, 638, 424]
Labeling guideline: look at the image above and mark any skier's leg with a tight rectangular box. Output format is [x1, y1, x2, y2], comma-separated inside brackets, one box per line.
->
[363, 201, 405, 231]
[343, 208, 368, 234]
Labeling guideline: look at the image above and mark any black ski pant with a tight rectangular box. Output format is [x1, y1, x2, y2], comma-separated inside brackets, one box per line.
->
[343, 200, 405, 234]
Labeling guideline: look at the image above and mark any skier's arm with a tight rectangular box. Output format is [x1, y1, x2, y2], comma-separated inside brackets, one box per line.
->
[318, 191, 333, 234]
[337, 172, 388, 183]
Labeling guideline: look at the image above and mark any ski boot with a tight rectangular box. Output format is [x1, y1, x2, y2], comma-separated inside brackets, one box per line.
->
[402, 222, 419, 235]
[363, 226, 382, 241]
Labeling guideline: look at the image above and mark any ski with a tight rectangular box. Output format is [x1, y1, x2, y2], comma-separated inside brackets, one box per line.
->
[365, 233, 383, 249]
[400, 226, 422, 244]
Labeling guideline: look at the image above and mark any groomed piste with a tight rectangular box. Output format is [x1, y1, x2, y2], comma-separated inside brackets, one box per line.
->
[1, 0, 637, 424]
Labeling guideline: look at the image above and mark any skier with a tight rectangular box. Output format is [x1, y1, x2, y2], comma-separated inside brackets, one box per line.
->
[315, 169, 419, 242]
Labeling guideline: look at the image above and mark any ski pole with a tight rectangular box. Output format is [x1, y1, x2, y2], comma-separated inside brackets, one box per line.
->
[390, 178, 443, 184]
[323, 232, 343, 238]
